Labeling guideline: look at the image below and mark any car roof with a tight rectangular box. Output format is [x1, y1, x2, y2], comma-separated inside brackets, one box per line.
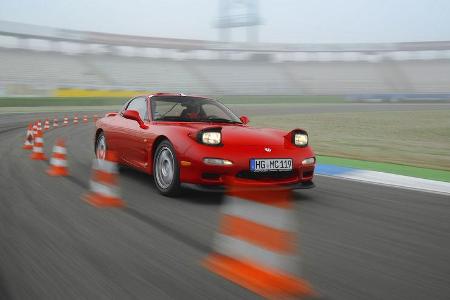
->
[146, 93, 210, 100]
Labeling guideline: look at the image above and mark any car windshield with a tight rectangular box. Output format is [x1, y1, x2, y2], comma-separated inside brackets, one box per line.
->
[151, 96, 242, 123]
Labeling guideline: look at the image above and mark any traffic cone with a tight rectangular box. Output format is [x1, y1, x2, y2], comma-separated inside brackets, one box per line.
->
[203, 180, 316, 299]
[93, 114, 98, 122]
[82, 115, 88, 123]
[32, 122, 38, 135]
[43, 119, 50, 130]
[74, 114, 79, 125]
[46, 139, 69, 176]
[83, 151, 124, 208]
[30, 130, 47, 160]
[53, 117, 59, 128]
[37, 120, 42, 131]
[22, 123, 34, 150]
[63, 116, 69, 126]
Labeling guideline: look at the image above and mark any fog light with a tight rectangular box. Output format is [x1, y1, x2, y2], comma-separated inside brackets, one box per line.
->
[203, 158, 233, 166]
[302, 157, 315, 165]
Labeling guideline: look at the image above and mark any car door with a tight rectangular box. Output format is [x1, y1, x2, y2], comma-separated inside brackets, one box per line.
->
[107, 99, 133, 154]
[121, 96, 151, 168]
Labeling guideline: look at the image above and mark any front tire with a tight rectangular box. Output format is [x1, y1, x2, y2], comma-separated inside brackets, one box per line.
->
[153, 140, 181, 196]
[95, 131, 107, 160]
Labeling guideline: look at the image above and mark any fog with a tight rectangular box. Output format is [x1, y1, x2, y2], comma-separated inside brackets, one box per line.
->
[1, 0, 449, 43]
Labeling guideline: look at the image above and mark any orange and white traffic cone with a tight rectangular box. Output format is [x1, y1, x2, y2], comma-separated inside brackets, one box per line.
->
[93, 114, 98, 122]
[204, 180, 316, 299]
[30, 130, 47, 160]
[82, 115, 88, 123]
[43, 119, 50, 130]
[32, 122, 38, 135]
[22, 123, 34, 150]
[46, 139, 69, 176]
[37, 120, 42, 131]
[73, 114, 79, 125]
[63, 116, 69, 126]
[83, 151, 124, 208]
[53, 117, 59, 128]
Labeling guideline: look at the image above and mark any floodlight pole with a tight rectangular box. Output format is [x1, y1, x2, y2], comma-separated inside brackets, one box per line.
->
[217, 0, 261, 43]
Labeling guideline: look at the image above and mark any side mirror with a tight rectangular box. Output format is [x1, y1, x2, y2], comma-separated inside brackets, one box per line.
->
[123, 110, 149, 129]
[239, 115, 250, 125]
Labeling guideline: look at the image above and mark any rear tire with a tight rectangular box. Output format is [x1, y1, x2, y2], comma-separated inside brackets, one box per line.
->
[153, 140, 181, 196]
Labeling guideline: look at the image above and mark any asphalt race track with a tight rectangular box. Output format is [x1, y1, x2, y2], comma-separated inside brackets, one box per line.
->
[1, 112, 450, 300]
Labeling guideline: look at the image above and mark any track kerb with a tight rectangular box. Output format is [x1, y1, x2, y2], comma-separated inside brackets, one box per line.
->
[204, 180, 316, 299]
[83, 151, 124, 208]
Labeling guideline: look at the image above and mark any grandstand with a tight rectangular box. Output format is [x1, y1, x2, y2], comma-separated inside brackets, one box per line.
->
[0, 20, 450, 98]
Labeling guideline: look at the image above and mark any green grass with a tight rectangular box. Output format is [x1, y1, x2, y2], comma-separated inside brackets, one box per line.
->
[216, 95, 347, 104]
[317, 155, 450, 182]
[0, 106, 121, 114]
[251, 110, 450, 171]
[0, 97, 126, 107]
[0, 95, 347, 107]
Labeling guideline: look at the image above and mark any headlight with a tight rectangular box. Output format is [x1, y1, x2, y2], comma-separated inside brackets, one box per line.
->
[202, 131, 221, 145]
[294, 133, 308, 146]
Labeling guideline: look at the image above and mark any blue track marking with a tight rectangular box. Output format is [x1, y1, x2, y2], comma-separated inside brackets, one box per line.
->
[315, 164, 356, 176]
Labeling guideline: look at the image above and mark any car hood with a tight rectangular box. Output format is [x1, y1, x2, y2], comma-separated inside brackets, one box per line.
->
[156, 122, 298, 146]
[180, 123, 289, 146]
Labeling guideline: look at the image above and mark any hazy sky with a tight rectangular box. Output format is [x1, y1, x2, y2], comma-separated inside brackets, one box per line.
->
[0, 0, 449, 43]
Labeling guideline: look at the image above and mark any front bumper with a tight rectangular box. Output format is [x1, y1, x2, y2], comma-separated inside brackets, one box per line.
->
[178, 143, 316, 187]
[182, 180, 315, 193]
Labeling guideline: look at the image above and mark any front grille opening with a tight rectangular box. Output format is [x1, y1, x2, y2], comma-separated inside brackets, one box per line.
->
[236, 170, 297, 180]
[303, 170, 314, 178]
[202, 173, 221, 180]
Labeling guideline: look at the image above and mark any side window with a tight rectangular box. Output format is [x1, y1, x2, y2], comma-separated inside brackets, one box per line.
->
[126, 97, 148, 120]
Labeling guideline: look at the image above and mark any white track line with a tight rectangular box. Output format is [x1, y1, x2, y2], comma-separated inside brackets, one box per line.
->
[316, 173, 450, 196]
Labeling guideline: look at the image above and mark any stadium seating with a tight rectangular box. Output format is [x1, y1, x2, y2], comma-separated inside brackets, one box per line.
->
[87, 55, 205, 93]
[190, 60, 298, 95]
[0, 49, 103, 87]
[1, 47, 450, 96]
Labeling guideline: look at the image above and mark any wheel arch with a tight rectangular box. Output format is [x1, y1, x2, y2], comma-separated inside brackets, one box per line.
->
[94, 128, 104, 153]
[152, 135, 169, 155]
[149, 135, 169, 172]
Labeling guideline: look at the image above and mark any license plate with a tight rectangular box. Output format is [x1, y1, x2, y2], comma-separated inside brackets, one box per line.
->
[250, 158, 293, 172]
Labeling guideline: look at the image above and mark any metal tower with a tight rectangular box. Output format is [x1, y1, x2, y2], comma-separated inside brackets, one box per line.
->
[216, 0, 261, 43]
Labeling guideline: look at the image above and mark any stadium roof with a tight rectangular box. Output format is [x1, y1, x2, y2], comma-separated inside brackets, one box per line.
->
[1, 20, 450, 53]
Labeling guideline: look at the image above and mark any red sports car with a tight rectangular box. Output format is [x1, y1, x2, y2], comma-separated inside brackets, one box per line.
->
[94, 93, 315, 196]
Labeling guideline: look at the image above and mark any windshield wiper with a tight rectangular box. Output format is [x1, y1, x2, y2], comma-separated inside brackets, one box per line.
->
[159, 103, 179, 119]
